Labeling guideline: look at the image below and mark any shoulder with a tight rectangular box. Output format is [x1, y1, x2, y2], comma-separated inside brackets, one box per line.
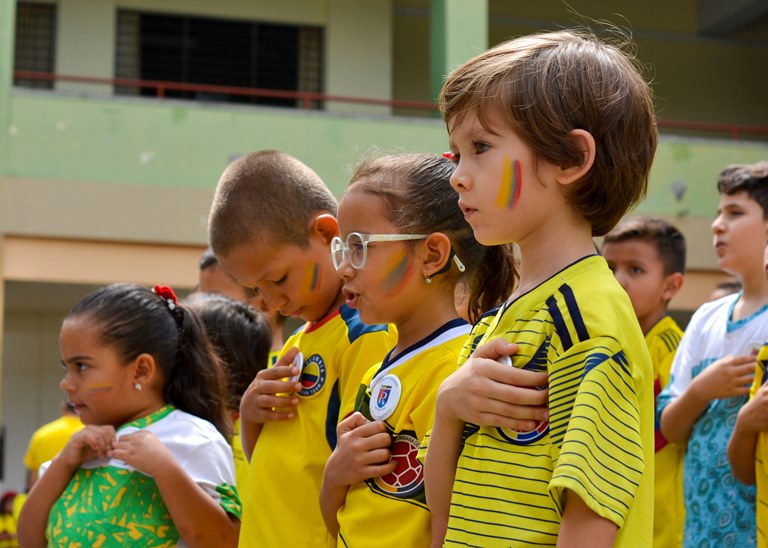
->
[339, 304, 392, 344]
[148, 409, 227, 446]
[685, 294, 736, 333]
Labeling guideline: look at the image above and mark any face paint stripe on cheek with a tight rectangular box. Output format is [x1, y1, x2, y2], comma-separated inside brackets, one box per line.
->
[382, 253, 414, 294]
[495, 157, 522, 209]
[304, 262, 321, 292]
[86, 383, 113, 393]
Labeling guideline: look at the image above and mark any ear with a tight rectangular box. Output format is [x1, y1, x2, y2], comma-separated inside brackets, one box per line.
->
[422, 232, 453, 277]
[132, 353, 158, 388]
[661, 272, 684, 301]
[556, 129, 596, 186]
[310, 214, 339, 245]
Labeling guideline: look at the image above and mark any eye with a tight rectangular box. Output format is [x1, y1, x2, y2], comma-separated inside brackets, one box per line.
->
[630, 266, 644, 275]
[273, 273, 288, 286]
[76, 362, 88, 372]
[473, 141, 490, 154]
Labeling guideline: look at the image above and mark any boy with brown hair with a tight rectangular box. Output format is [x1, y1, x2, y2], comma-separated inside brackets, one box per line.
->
[423, 29, 657, 546]
[602, 216, 686, 547]
[659, 161, 768, 546]
[208, 150, 395, 548]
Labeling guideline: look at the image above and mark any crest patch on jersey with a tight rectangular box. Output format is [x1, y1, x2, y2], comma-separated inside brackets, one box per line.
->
[372, 432, 424, 498]
[369, 374, 401, 421]
[496, 418, 549, 445]
[299, 353, 326, 397]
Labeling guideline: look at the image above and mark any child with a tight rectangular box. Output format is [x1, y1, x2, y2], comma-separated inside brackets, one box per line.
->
[319, 153, 513, 546]
[729, 238, 768, 548]
[602, 216, 686, 547]
[208, 150, 396, 548]
[186, 293, 272, 490]
[0, 491, 18, 548]
[659, 161, 768, 546]
[424, 29, 658, 547]
[18, 284, 241, 547]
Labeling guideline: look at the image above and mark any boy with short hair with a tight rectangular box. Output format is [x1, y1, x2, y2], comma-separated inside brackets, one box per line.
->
[208, 150, 396, 548]
[659, 161, 768, 546]
[602, 216, 686, 547]
[424, 30, 657, 546]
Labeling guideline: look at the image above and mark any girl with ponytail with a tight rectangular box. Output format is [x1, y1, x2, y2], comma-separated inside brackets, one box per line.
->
[19, 283, 240, 548]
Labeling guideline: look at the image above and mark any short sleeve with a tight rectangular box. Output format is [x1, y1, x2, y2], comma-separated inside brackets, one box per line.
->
[751, 344, 768, 400]
[549, 337, 644, 528]
[183, 439, 242, 519]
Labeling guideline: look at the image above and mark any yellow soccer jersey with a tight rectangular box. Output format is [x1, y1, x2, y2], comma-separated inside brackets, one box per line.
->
[239, 304, 395, 548]
[646, 316, 685, 548]
[336, 318, 471, 548]
[444, 255, 654, 547]
[23, 415, 83, 473]
[268, 350, 280, 367]
[231, 416, 248, 489]
[752, 344, 768, 548]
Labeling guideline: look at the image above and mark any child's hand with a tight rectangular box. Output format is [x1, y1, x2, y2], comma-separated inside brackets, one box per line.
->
[112, 430, 174, 477]
[324, 412, 397, 488]
[689, 354, 755, 403]
[240, 347, 303, 424]
[437, 338, 548, 430]
[736, 383, 768, 434]
[58, 425, 116, 468]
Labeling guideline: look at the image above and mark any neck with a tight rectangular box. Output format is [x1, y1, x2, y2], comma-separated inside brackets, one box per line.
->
[513, 221, 596, 299]
[732, 267, 768, 321]
[639, 307, 667, 335]
[392, 285, 459, 354]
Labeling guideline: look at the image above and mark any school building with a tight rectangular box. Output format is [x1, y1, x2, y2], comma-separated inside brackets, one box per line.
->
[1, 0, 767, 492]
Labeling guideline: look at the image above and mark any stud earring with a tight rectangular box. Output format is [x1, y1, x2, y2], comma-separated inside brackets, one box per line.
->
[134, 382, 142, 392]
[424, 270, 432, 285]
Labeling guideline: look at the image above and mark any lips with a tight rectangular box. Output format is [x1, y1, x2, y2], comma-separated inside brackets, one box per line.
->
[458, 201, 477, 220]
[342, 287, 359, 308]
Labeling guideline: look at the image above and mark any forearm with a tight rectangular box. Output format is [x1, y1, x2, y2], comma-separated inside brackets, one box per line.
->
[557, 490, 617, 548]
[319, 475, 349, 538]
[728, 417, 759, 485]
[153, 460, 239, 548]
[660, 388, 710, 443]
[240, 420, 263, 462]
[424, 408, 465, 548]
[18, 457, 77, 548]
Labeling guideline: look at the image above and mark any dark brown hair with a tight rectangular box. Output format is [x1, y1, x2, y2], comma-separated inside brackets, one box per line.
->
[441, 29, 658, 236]
[717, 161, 768, 218]
[348, 153, 515, 322]
[603, 216, 686, 275]
[209, 150, 338, 257]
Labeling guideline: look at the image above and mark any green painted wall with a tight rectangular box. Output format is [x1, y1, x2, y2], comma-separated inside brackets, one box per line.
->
[6, 92, 768, 216]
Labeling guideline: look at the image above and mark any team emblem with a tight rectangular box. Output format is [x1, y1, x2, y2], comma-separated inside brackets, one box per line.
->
[371, 432, 424, 499]
[369, 374, 401, 421]
[497, 418, 549, 445]
[298, 354, 326, 397]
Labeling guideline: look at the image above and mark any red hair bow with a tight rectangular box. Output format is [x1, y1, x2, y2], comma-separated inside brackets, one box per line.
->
[152, 285, 179, 310]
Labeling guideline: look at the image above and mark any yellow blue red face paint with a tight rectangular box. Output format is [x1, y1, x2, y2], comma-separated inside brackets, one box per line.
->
[495, 157, 522, 209]
[303, 262, 321, 293]
[382, 252, 414, 295]
[86, 383, 113, 393]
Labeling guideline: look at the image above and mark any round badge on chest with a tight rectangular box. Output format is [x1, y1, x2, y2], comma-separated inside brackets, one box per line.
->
[369, 374, 402, 421]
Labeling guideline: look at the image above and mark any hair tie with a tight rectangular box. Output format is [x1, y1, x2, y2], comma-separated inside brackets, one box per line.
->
[153, 285, 179, 311]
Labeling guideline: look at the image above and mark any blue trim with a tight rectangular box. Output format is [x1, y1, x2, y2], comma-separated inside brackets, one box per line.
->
[726, 292, 768, 333]
[325, 379, 341, 450]
[339, 304, 389, 344]
[506, 254, 598, 309]
[372, 317, 469, 378]
[559, 284, 589, 342]
[546, 295, 573, 351]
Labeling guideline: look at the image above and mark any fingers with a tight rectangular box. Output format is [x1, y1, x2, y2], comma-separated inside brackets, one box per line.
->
[367, 459, 399, 479]
[257, 365, 303, 386]
[337, 412, 370, 434]
[274, 347, 300, 367]
[472, 338, 520, 361]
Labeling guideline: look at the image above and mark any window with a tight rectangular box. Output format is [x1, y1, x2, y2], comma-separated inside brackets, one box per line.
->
[14, 2, 56, 89]
[115, 11, 324, 108]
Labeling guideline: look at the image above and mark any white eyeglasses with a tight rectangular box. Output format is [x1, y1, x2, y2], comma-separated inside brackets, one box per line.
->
[331, 232, 466, 272]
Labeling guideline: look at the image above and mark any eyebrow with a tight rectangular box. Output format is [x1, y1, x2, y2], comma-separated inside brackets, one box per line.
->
[61, 355, 92, 365]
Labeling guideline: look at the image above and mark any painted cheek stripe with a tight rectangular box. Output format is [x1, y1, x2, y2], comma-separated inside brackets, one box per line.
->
[304, 262, 321, 292]
[495, 157, 522, 209]
[383, 253, 414, 294]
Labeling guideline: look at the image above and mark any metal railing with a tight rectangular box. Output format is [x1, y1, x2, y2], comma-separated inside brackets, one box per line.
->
[12, 70, 768, 140]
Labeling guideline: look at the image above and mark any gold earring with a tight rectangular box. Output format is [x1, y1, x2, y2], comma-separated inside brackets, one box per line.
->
[424, 270, 432, 285]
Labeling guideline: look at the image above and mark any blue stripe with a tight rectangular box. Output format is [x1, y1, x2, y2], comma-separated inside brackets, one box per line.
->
[325, 379, 341, 449]
[559, 284, 589, 342]
[546, 296, 573, 351]
[340, 303, 389, 343]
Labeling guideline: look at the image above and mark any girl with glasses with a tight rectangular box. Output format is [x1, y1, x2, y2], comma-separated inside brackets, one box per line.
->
[319, 153, 514, 547]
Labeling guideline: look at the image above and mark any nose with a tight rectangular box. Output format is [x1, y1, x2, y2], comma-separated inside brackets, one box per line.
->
[60, 371, 74, 393]
[336, 254, 356, 280]
[259, 287, 288, 312]
[613, 269, 629, 290]
[450, 163, 471, 192]
[711, 214, 724, 234]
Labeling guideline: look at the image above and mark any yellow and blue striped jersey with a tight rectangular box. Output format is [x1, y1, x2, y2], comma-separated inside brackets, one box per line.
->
[751, 343, 768, 548]
[443, 255, 654, 547]
[238, 304, 395, 548]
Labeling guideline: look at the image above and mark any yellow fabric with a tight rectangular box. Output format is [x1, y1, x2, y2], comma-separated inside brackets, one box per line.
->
[752, 344, 768, 548]
[646, 316, 685, 548]
[10, 495, 25, 529]
[0, 513, 18, 548]
[337, 320, 470, 548]
[434, 256, 654, 547]
[231, 417, 248, 489]
[23, 415, 83, 472]
[238, 305, 395, 548]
